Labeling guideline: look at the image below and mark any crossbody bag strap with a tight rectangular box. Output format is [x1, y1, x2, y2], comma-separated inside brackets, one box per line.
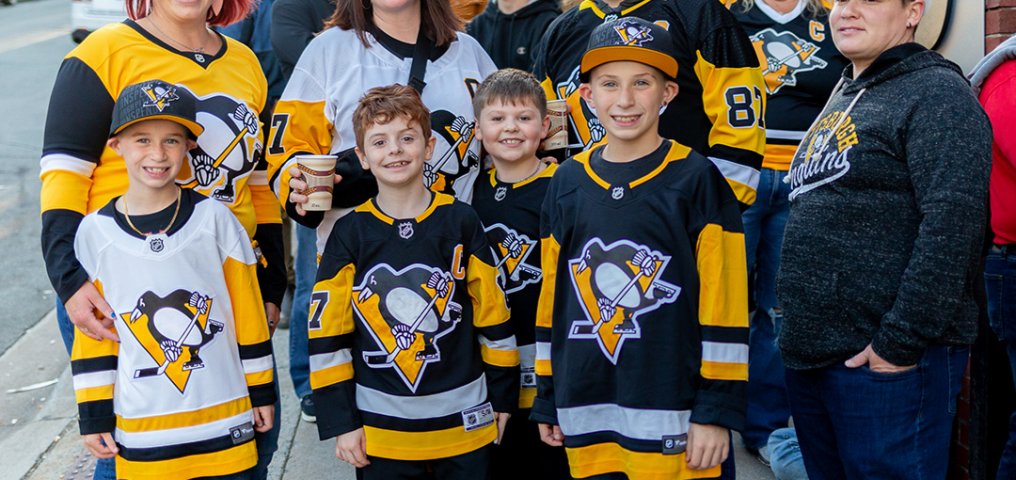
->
[408, 28, 432, 93]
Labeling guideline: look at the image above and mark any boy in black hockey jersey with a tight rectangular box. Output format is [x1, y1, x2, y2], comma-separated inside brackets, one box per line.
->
[71, 80, 276, 480]
[310, 84, 519, 479]
[532, 18, 749, 480]
[470, 69, 571, 480]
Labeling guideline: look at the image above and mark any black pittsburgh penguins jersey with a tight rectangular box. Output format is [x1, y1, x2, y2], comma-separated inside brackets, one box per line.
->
[533, 0, 766, 208]
[71, 190, 276, 480]
[731, 0, 847, 171]
[532, 140, 749, 479]
[471, 163, 557, 409]
[310, 193, 519, 460]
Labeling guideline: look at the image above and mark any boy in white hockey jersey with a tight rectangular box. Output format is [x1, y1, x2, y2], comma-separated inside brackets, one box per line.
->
[71, 80, 276, 480]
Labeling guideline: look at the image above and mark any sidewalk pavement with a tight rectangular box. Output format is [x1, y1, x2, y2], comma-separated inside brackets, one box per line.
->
[0, 312, 775, 480]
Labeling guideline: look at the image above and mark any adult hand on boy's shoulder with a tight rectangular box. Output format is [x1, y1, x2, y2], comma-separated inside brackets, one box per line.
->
[83, 432, 118, 459]
[336, 427, 370, 468]
[253, 405, 275, 433]
[686, 423, 729, 470]
[538, 423, 564, 447]
[67, 282, 119, 343]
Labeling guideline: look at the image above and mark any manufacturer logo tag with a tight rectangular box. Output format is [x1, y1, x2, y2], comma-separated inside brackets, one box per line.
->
[662, 434, 687, 455]
[229, 422, 256, 445]
[461, 402, 495, 432]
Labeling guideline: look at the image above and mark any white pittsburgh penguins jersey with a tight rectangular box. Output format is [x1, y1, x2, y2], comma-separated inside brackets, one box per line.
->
[71, 190, 275, 480]
[309, 193, 519, 460]
[533, 141, 749, 479]
[267, 27, 498, 253]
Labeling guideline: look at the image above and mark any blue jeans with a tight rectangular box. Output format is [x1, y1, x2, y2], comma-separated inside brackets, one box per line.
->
[252, 363, 282, 480]
[985, 247, 1016, 480]
[288, 224, 316, 399]
[768, 428, 808, 480]
[740, 167, 792, 450]
[785, 345, 967, 480]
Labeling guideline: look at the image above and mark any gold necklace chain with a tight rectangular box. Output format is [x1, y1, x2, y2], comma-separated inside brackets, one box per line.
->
[123, 188, 182, 237]
[496, 161, 544, 185]
[147, 17, 211, 53]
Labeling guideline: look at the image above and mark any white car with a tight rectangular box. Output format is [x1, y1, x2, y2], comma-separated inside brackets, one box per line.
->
[71, 0, 128, 43]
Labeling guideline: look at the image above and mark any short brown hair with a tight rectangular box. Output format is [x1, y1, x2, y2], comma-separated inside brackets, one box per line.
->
[324, 0, 462, 48]
[472, 68, 548, 119]
[353, 84, 432, 150]
[125, 0, 254, 27]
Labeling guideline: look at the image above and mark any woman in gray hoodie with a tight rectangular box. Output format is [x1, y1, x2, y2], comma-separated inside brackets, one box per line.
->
[775, 0, 992, 478]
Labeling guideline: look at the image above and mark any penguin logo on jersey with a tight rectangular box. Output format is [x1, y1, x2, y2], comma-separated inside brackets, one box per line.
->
[750, 28, 828, 95]
[353, 264, 463, 392]
[120, 290, 224, 393]
[142, 84, 180, 112]
[484, 223, 541, 295]
[176, 88, 263, 204]
[568, 238, 680, 364]
[556, 66, 607, 152]
[427, 111, 480, 195]
[613, 19, 654, 47]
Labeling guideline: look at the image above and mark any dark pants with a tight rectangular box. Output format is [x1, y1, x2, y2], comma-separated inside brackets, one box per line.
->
[355, 444, 492, 480]
[986, 246, 1016, 480]
[491, 409, 570, 480]
[785, 345, 967, 480]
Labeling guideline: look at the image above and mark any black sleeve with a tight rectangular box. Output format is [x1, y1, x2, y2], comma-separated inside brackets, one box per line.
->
[254, 223, 287, 306]
[271, 0, 325, 80]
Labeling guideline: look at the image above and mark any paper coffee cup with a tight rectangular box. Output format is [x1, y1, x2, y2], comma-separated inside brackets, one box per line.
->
[296, 154, 336, 211]
[545, 99, 569, 151]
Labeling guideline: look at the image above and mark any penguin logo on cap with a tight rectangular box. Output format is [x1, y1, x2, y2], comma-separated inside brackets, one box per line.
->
[613, 19, 654, 47]
[142, 83, 180, 112]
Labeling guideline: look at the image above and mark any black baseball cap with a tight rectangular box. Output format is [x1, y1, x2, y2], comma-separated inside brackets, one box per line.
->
[109, 80, 203, 138]
[580, 17, 679, 83]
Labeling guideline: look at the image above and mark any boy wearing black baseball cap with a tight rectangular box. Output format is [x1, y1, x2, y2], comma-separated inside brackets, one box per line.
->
[532, 18, 749, 479]
[71, 79, 277, 479]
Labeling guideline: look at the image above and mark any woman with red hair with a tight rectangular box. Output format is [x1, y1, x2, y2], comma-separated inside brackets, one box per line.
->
[39, 0, 286, 478]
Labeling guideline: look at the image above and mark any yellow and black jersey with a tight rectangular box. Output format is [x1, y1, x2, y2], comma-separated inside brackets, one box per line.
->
[471, 163, 557, 409]
[533, 0, 766, 209]
[266, 27, 498, 254]
[71, 189, 276, 480]
[40, 20, 286, 306]
[532, 140, 748, 479]
[310, 192, 519, 460]
[730, 0, 847, 171]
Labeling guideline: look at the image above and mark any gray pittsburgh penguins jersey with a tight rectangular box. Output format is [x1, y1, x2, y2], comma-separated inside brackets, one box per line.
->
[532, 140, 749, 479]
[309, 193, 519, 460]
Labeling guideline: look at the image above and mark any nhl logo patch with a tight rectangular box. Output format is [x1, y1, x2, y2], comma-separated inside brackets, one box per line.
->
[149, 237, 165, 253]
[604, 13, 619, 22]
[399, 221, 414, 239]
[611, 186, 625, 200]
[495, 186, 507, 202]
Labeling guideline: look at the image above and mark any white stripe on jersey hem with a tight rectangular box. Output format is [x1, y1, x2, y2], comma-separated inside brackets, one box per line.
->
[479, 334, 517, 351]
[558, 404, 692, 441]
[40, 153, 97, 177]
[765, 129, 807, 141]
[115, 409, 254, 448]
[702, 341, 749, 365]
[247, 170, 269, 186]
[356, 374, 488, 420]
[309, 348, 352, 373]
[707, 156, 762, 191]
[241, 355, 274, 374]
[535, 342, 551, 361]
[518, 344, 536, 370]
[73, 370, 116, 390]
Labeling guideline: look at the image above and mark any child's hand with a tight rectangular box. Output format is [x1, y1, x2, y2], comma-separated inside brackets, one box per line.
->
[538, 423, 564, 447]
[253, 405, 275, 433]
[287, 166, 342, 216]
[686, 423, 729, 470]
[335, 428, 370, 468]
[84, 432, 118, 459]
[494, 412, 510, 444]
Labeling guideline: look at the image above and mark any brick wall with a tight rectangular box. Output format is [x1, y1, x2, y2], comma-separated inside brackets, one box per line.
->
[987, 0, 1016, 51]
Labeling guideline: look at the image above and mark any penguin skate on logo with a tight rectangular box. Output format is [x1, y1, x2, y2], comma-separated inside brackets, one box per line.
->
[120, 290, 224, 393]
[568, 238, 681, 364]
[788, 111, 858, 201]
[750, 28, 828, 95]
[352, 263, 464, 392]
[484, 223, 541, 294]
[426, 110, 480, 194]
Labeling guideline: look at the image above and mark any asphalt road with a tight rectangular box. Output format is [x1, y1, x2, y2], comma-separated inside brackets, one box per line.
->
[0, 0, 77, 356]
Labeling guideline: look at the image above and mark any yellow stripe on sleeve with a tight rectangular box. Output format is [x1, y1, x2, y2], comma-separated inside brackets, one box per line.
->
[40, 169, 93, 215]
[244, 369, 274, 387]
[75, 384, 114, 403]
[480, 344, 521, 368]
[535, 234, 560, 330]
[467, 255, 511, 329]
[701, 360, 749, 381]
[309, 362, 355, 390]
[535, 359, 552, 376]
[222, 257, 270, 347]
[696, 224, 748, 328]
[519, 388, 537, 409]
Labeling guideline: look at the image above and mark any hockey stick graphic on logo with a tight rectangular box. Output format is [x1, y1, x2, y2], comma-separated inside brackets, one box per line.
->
[211, 105, 259, 169]
[423, 117, 473, 188]
[362, 272, 453, 366]
[571, 249, 656, 336]
[134, 293, 211, 378]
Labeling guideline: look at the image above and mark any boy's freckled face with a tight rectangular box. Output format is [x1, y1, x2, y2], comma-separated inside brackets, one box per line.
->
[580, 61, 678, 144]
[475, 100, 549, 163]
[356, 117, 436, 189]
[108, 120, 194, 192]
